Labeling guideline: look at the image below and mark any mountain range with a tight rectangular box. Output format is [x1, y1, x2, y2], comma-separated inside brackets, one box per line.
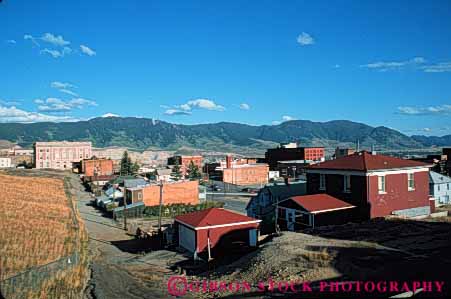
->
[0, 117, 448, 154]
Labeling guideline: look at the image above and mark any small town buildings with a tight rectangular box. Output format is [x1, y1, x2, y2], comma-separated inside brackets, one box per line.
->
[306, 151, 433, 219]
[82, 158, 114, 177]
[0, 157, 12, 168]
[429, 171, 451, 206]
[209, 155, 269, 186]
[265, 143, 325, 170]
[277, 194, 355, 230]
[34, 141, 92, 169]
[168, 155, 203, 175]
[277, 160, 316, 178]
[334, 147, 356, 159]
[155, 168, 172, 182]
[174, 208, 261, 259]
[246, 180, 306, 233]
[125, 180, 199, 206]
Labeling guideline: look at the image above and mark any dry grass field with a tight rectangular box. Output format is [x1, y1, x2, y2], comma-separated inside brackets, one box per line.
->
[0, 172, 89, 299]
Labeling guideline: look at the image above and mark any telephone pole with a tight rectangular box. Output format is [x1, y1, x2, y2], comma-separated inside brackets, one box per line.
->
[157, 180, 163, 233]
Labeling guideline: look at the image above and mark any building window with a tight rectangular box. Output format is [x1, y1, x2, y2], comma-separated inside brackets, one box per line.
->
[138, 193, 142, 200]
[408, 173, 415, 191]
[378, 176, 386, 193]
[319, 174, 326, 190]
[344, 175, 351, 192]
[448, 184, 450, 191]
[438, 185, 441, 191]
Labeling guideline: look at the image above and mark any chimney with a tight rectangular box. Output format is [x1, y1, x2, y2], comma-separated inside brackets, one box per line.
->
[226, 155, 233, 169]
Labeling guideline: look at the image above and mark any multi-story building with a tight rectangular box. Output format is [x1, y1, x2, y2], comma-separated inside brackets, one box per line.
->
[0, 157, 12, 168]
[218, 155, 269, 186]
[429, 171, 451, 206]
[168, 155, 203, 176]
[265, 143, 325, 170]
[34, 141, 92, 169]
[334, 147, 355, 159]
[82, 158, 114, 177]
[306, 151, 433, 219]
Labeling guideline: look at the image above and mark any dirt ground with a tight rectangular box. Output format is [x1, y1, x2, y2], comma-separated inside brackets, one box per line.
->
[71, 174, 189, 299]
[188, 214, 451, 298]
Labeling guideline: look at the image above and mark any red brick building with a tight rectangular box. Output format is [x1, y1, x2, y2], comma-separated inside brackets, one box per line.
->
[175, 208, 261, 258]
[82, 158, 114, 177]
[221, 155, 269, 186]
[265, 144, 325, 170]
[306, 151, 433, 219]
[168, 155, 203, 175]
[126, 180, 199, 206]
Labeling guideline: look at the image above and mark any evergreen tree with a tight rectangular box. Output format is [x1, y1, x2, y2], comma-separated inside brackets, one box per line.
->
[120, 151, 132, 175]
[187, 161, 201, 180]
[131, 161, 140, 174]
[171, 159, 183, 181]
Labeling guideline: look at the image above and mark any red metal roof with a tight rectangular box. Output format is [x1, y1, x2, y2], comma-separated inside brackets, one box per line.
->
[308, 151, 429, 171]
[175, 208, 259, 228]
[289, 194, 355, 214]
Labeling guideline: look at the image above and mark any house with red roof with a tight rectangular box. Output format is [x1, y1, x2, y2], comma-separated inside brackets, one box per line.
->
[277, 194, 356, 230]
[174, 208, 261, 259]
[306, 151, 434, 219]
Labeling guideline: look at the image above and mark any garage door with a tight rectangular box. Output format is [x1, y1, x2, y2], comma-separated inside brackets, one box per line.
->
[179, 224, 196, 253]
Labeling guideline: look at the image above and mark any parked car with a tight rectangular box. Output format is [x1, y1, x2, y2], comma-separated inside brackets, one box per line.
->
[242, 187, 259, 194]
[210, 184, 222, 191]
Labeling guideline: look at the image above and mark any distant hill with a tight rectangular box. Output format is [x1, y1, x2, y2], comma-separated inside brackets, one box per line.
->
[0, 117, 429, 154]
[411, 135, 451, 147]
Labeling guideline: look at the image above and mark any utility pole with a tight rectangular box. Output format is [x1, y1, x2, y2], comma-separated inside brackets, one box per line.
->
[158, 180, 163, 233]
[123, 188, 127, 231]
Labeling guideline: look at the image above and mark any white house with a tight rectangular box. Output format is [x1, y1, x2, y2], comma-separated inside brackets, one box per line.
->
[429, 171, 451, 206]
[0, 157, 12, 168]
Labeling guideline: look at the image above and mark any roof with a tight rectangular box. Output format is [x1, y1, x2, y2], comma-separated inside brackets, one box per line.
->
[156, 168, 172, 176]
[113, 201, 145, 212]
[266, 181, 306, 198]
[308, 151, 430, 172]
[175, 208, 260, 229]
[288, 194, 355, 214]
[124, 178, 148, 188]
[429, 171, 451, 184]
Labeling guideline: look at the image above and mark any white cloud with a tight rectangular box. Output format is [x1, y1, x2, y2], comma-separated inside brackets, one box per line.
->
[272, 115, 297, 125]
[179, 99, 225, 111]
[80, 45, 96, 56]
[0, 105, 78, 123]
[35, 97, 97, 112]
[282, 115, 296, 121]
[239, 103, 251, 110]
[24, 34, 40, 47]
[5, 40, 16, 44]
[422, 62, 451, 73]
[333, 64, 341, 68]
[397, 105, 451, 116]
[59, 89, 79, 97]
[40, 48, 63, 58]
[0, 99, 21, 106]
[51, 81, 75, 89]
[164, 109, 192, 116]
[41, 33, 70, 47]
[102, 113, 120, 118]
[360, 57, 426, 71]
[297, 32, 315, 46]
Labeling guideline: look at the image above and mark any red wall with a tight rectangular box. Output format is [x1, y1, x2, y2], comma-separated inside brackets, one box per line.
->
[82, 159, 114, 177]
[195, 223, 259, 253]
[368, 171, 430, 218]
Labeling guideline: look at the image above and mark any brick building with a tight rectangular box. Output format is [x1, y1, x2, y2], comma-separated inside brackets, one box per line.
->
[82, 158, 114, 177]
[168, 155, 203, 175]
[125, 180, 199, 206]
[334, 147, 356, 159]
[220, 155, 269, 186]
[306, 151, 433, 219]
[265, 143, 325, 170]
[34, 141, 92, 169]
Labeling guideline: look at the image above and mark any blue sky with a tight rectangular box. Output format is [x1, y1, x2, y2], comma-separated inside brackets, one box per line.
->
[1, 0, 451, 136]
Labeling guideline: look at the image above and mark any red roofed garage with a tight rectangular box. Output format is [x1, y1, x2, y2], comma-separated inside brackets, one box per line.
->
[277, 194, 355, 230]
[174, 208, 261, 259]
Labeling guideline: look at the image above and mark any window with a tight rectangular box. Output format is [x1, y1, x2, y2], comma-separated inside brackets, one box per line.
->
[319, 174, 326, 190]
[438, 185, 441, 191]
[448, 184, 450, 191]
[408, 173, 415, 191]
[378, 176, 386, 193]
[344, 175, 351, 192]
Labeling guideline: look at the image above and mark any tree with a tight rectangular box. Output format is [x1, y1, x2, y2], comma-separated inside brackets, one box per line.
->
[120, 151, 132, 175]
[171, 159, 183, 181]
[131, 161, 140, 175]
[186, 161, 201, 180]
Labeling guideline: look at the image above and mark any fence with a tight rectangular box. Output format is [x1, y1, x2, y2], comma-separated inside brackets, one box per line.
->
[0, 177, 87, 299]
